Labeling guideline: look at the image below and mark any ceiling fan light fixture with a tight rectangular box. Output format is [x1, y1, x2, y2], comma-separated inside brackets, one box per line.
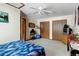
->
[29, 6, 55, 15]
[38, 6, 42, 10]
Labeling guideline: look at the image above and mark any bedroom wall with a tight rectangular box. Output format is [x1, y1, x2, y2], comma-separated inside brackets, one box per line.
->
[0, 4, 20, 44]
[36, 14, 75, 39]
[28, 19, 38, 38]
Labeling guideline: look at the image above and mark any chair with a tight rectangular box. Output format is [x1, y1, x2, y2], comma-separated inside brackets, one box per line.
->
[67, 34, 79, 56]
[67, 34, 73, 51]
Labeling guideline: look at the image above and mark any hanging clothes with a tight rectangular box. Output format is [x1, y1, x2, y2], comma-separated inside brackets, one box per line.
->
[63, 24, 69, 34]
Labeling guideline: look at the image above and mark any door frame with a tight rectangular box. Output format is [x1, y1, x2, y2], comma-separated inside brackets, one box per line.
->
[20, 17, 26, 40]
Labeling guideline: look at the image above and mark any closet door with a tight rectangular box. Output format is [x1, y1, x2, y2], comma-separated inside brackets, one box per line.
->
[52, 20, 67, 44]
[40, 21, 49, 39]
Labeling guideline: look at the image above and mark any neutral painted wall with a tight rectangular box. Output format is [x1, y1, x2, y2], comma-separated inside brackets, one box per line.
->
[36, 15, 76, 39]
[27, 19, 39, 38]
[0, 4, 20, 44]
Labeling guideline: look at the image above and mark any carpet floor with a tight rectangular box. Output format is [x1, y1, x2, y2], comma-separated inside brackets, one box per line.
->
[28, 38, 70, 56]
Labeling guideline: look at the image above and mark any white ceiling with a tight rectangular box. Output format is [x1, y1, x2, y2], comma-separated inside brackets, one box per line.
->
[19, 3, 79, 19]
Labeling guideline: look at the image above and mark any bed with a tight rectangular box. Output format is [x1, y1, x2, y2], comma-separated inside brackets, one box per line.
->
[0, 40, 45, 56]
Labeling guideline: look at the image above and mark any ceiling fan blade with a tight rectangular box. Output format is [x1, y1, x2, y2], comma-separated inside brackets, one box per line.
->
[43, 5, 54, 10]
[43, 11, 50, 15]
[43, 10, 53, 13]
[51, 10, 56, 13]
[43, 9, 56, 14]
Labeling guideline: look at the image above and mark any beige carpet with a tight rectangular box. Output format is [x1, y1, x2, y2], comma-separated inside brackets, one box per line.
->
[28, 38, 70, 56]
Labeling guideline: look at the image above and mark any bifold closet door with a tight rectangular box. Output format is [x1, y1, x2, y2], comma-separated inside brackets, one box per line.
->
[40, 21, 49, 39]
[52, 20, 67, 43]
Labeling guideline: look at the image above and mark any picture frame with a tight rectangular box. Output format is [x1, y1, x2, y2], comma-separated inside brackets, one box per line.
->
[29, 23, 35, 28]
[0, 11, 9, 23]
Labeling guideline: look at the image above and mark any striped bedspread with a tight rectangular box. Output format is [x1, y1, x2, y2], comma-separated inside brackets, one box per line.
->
[0, 40, 45, 56]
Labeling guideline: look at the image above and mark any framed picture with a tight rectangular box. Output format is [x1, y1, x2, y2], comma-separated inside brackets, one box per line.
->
[29, 23, 35, 28]
[0, 11, 9, 23]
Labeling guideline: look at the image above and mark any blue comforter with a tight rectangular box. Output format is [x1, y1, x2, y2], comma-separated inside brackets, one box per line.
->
[0, 40, 45, 56]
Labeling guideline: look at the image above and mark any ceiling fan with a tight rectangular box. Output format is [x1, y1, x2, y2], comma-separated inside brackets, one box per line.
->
[29, 6, 56, 15]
